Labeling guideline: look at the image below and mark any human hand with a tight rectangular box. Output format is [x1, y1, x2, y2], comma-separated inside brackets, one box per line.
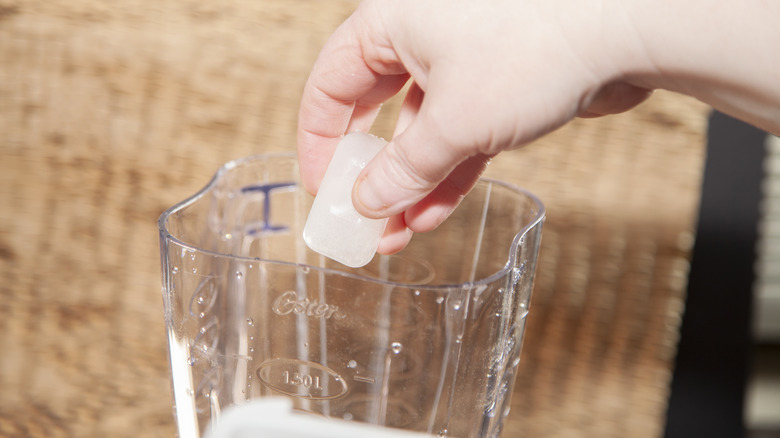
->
[297, 0, 652, 254]
[298, 0, 780, 255]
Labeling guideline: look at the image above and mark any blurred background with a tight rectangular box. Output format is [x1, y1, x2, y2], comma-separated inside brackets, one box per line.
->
[0, 1, 776, 437]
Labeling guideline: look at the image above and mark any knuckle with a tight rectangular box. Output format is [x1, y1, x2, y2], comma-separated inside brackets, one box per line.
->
[383, 141, 438, 192]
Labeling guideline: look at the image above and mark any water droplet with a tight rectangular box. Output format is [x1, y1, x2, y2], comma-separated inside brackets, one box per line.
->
[224, 233, 233, 240]
[249, 264, 253, 269]
[435, 297, 444, 304]
[192, 268, 198, 274]
[347, 360, 357, 368]
[437, 429, 448, 437]
[453, 300, 462, 310]
[249, 347, 254, 353]
[414, 290, 421, 296]
[455, 335, 463, 344]
[198, 312, 206, 318]
[200, 326, 207, 334]
[249, 336, 254, 341]
[187, 356, 196, 366]
[235, 271, 243, 279]
[391, 342, 403, 354]
[301, 266, 311, 274]
[343, 413, 353, 421]
[246, 317, 254, 326]
[190, 253, 196, 261]
[248, 374, 253, 379]
[303, 343, 309, 348]
[513, 264, 526, 282]
[171, 267, 179, 274]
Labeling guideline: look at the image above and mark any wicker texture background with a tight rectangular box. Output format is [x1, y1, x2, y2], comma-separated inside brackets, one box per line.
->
[0, 1, 710, 437]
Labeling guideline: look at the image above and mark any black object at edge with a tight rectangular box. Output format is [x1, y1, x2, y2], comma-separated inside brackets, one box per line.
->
[664, 111, 767, 438]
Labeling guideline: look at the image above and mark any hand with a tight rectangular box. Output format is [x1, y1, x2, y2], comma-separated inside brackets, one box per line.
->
[298, 0, 651, 254]
[297, 0, 780, 255]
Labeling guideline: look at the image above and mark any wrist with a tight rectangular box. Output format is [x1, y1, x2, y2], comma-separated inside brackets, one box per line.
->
[613, 0, 780, 133]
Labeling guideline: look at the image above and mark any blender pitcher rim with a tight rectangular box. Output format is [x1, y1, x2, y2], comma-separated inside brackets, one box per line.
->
[157, 153, 545, 289]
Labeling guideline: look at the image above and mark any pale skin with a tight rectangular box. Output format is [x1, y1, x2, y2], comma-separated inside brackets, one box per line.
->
[297, 0, 780, 255]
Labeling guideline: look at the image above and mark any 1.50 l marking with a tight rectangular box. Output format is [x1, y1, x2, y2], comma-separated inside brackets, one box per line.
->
[282, 370, 324, 391]
[256, 358, 348, 400]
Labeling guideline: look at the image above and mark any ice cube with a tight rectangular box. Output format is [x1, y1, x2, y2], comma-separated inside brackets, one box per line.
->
[303, 132, 388, 268]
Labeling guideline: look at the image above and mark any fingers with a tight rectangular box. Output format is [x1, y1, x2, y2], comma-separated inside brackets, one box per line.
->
[346, 74, 412, 134]
[373, 82, 486, 253]
[296, 7, 408, 195]
[371, 143, 491, 254]
[375, 155, 491, 255]
[351, 101, 466, 220]
[371, 82, 426, 252]
[404, 153, 493, 233]
[377, 214, 414, 255]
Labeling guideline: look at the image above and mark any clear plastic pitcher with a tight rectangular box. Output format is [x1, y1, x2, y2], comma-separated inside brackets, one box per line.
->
[158, 154, 544, 438]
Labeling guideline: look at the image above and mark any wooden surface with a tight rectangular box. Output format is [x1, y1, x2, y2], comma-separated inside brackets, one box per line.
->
[0, 1, 710, 437]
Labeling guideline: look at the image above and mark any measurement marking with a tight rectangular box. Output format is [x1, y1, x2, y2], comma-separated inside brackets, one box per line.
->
[231, 354, 253, 361]
[353, 376, 376, 384]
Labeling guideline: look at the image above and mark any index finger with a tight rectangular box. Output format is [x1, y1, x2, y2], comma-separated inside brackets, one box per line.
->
[297, 6, 409, 194]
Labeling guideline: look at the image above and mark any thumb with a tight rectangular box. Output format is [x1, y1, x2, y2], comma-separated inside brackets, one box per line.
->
[352, 112, 465, 219]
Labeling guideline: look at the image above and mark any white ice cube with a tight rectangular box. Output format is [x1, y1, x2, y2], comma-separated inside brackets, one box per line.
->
[303, 132, 388, 268]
